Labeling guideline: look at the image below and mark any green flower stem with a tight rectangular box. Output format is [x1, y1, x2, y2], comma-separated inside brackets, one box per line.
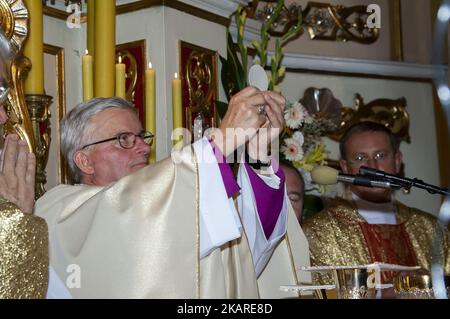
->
[235, 7, 248, 84]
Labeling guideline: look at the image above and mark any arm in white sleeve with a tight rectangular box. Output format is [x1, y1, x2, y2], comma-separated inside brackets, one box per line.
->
[193, 138, 242, 259]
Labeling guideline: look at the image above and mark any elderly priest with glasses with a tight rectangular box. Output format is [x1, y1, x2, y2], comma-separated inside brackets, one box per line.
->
[35, 91, 310, 298]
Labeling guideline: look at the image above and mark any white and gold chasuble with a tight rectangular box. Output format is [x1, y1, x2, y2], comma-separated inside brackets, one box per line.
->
[36, 140, 310, 298]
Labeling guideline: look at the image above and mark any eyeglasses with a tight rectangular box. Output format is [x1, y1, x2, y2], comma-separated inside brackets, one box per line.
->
[81, 131, 154, 150]
[348, 151, 392, 165]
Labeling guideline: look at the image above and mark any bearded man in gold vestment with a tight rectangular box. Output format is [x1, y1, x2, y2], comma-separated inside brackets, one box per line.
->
[0, 30, 48, 299]
[303, 122, 450, 284]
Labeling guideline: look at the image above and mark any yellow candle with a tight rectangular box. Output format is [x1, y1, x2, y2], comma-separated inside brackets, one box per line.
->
[145, 62, 156, 162]
[172, 72, 183, 147]
[87, 0, 95, 56]
[94, 0, 115, 97]
[82, 50, 93, 101]
[23, 0, 44, 94]
[115, 55, 126, 99]
[172, 72, 183, 128]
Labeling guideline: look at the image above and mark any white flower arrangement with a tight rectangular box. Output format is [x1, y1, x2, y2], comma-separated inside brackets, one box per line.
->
[281, 100, 337, 193]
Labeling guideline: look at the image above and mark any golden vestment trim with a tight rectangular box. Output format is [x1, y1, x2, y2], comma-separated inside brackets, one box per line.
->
[303, 197, 450, 285]
[0, 198, 49, 298]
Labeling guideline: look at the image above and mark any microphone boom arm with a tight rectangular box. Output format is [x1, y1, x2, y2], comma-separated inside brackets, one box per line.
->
[359, 166, 450, 196]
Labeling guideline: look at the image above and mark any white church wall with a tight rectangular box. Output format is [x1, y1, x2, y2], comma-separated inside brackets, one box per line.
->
[43, 15, 84, 189]
[43, 15, 83, 114]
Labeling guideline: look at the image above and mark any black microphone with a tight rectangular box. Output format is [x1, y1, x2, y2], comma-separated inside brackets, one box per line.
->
[338, 174, 402, 189]
[359, 166, 450, 196]
[311, 166, 402, 189]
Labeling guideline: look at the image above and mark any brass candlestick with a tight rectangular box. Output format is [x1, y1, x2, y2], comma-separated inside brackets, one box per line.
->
[25, 94, 52, 198]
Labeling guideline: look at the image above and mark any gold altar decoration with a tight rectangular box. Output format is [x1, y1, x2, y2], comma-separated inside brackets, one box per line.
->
[1, 0, 54, 198]
[1, 0, 34, 150]
[185, 51, 215, 129]
[180, 41, 218, 137]
[328, 94, 410, 143]
[0, 0, 28, 51]
[247, 1, 379, 44]
[3, 55, 35, 152]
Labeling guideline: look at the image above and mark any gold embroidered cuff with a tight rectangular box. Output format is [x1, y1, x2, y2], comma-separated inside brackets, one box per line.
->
[0, 198, 49, 299]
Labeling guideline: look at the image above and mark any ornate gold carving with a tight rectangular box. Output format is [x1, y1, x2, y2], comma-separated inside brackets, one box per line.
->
[304, 2, 379, 43]
[328, 94, 410, 143]
[1, 0, 34, 151]
[1, 0, 53, 197]
[186, 51, 213, 111]
[248, 0, 302, 37]
[3, 55, 35, 152]
[0, 0, 28, 51]
[247, 1, 379, 44]
[183, 46, 217, 134]
[24, 94, 52, 199]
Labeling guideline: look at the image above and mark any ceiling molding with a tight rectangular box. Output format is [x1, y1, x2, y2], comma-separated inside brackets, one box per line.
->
[43, 0, 246, 25]
[280, 53, 446, 80]
[229, 17, 262, 45]
[160, 0, 229, 26]
[43, 4, 70, 20]
[227, 18, 445, 80]
[177, 0, 249, 18]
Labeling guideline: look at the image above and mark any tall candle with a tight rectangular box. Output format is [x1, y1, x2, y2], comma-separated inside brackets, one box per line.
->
[145, 62, 156, 162]
[23, 0, 44, 94]
[87, 0, 95, 56]
[115, 55, 126, 99]
[172, 72, 182, 129]
[94, 0, 115, 97]
[172, 72, 183, 145]
[82, 50, 93, 101]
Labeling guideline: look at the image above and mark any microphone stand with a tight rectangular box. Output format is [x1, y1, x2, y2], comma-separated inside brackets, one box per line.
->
[359, 166, 450, 196]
